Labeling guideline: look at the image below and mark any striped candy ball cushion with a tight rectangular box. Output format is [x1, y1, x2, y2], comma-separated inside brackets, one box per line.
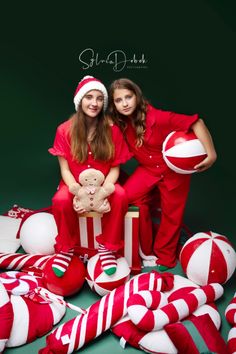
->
[162, 130, 207, 174]
[86, 254, 130, 296]
[180, 231, 236, 285]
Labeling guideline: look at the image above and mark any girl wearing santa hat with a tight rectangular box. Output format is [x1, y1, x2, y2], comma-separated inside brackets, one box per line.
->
[49, 76, 132, 277]
[108, 78, 217, 271]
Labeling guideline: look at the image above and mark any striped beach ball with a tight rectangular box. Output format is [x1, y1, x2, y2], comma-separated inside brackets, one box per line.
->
[180, 231, 236, 285]
[162, 130, 207, 174]
[86, 254, 131, 296]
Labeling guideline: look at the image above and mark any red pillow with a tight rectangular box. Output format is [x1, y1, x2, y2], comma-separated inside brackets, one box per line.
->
[3, 205, 53, 239]
[3, 204, 34, 219]
[165, 314, 227, 354]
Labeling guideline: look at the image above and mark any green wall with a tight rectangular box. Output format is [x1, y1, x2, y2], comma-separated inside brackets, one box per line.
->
[1, 1, 235, 243]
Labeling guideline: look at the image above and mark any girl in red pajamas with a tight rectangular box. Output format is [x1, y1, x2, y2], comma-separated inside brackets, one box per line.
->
[108, 78, 217, 271]
[49, 76, 132, 277]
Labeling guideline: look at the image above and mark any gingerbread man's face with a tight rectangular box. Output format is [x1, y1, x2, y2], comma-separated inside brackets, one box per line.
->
[79, 168, 105, 187]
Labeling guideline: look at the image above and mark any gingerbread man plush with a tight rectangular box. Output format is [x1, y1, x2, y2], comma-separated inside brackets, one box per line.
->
[69, 168, 115, 213]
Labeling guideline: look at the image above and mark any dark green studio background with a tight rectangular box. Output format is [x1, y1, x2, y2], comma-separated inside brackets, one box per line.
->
[0, 1, 236, 353]
[1, 0, 235, 243]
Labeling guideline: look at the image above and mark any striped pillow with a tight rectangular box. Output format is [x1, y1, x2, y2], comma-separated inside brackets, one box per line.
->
[165, 314, 227, 354]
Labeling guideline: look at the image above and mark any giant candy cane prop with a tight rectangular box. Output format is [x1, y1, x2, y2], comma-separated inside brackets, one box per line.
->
[39, 271, 174, 354]
[127, 283, 224, 332]
[225, 291, 236, 354]
[228, 327, 236, 354]
[225, 291, 236, 325]
[0, 280, 13, 352]
[0, 253, 52, 270]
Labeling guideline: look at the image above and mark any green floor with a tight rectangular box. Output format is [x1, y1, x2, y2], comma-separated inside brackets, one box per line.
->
[3, 261, 236, 354]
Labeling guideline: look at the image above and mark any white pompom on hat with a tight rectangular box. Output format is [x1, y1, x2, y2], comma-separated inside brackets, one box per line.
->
[73, 75, 108, 112]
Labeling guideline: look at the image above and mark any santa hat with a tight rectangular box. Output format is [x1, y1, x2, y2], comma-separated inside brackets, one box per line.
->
[73, 75, 108, 112]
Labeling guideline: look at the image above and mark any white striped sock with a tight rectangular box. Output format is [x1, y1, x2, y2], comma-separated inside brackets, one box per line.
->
[52, 250, 74, 277]
[98, 244, 117, 276]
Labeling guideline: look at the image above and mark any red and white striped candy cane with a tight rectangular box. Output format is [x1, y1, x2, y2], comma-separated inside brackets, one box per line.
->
[38, 271, 174, 354]
[0, 271, 38, 295]
[225, 291, 236, 326]
[126, 290, 168, 332]
[0, 280, 13, 352]
[127, 283, 224, 332]
[227, 327, 236, 354]
[33, 287, 87, 314]
[0, 253, 52, 270]
[6, 292, 66, 348]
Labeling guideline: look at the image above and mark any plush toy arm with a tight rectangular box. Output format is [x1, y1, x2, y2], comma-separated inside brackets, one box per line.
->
[93, 183, 115, 213]
[72, 195, 87, 214]
[69, 183, 88, 214]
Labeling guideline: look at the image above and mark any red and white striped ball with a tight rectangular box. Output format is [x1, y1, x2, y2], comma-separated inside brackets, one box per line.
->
[86, 254, 131, 296]
[180, 231, 236, 285]
[42, 255, 86, 296]
[162, 130, 207, 174]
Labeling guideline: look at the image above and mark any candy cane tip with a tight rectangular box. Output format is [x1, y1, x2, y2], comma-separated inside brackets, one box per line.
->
[66, 303, 87, 314]
[210, 283, 224, 297]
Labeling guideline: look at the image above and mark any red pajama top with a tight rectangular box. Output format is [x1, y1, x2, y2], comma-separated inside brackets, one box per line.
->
[125, 104, 199, 190]
[49, 119, 132, 179]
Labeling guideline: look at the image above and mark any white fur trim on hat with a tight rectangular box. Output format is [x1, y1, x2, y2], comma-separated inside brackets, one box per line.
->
[73, 75, 108, 112]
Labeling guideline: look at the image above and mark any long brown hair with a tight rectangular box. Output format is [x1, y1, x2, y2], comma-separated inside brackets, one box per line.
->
[108, 78, 148, 147]
[70, 109, 114, 163]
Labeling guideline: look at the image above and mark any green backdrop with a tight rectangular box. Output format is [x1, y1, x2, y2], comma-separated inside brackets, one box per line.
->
[1, 1, 236, 353]
[1, 1, 235, 245]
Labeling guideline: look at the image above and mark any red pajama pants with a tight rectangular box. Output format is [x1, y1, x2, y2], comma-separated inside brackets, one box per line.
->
[123, 167, 191, 268]
[52, 182, 128, 253]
